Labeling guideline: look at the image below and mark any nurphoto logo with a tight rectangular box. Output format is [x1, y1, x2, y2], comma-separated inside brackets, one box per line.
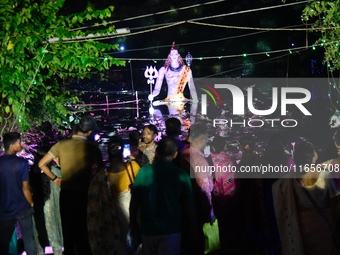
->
[196, 78, 315, 128]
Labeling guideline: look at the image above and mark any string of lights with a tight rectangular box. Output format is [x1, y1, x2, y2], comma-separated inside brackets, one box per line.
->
[111, 40, 337, 62]
[60, 20, 320, 44]
[45, 0, 320, 46]
[46, 25, 337, 73]
[42, 1, 337, 77]
[108, 23, 316, 55]
[48, 20, 324, 67]
[58, 16, 322, 46]
[328, 70, 340, 106]
[12, 44, 49, 130]
[197, 51, 301, 78]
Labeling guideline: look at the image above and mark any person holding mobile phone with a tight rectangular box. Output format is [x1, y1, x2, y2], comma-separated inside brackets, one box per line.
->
[88, 137, 140, 254]
[123, 144, 131, 160]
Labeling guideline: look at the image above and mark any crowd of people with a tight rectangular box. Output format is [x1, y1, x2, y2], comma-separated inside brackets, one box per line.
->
[1, 114, 340, 255]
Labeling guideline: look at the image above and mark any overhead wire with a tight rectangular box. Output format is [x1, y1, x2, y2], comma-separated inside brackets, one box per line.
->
[56, 20, 322, 44]
[68, 0, 316, 35]
[69, 0, 228, 31]
[50, 0, 321, 51]
[187, 21, 338, 31]
[189, 0, 314, 22]
[108, 23, 315, 55]
[62, 21, 185, 43]
[51, 0, 329, 77]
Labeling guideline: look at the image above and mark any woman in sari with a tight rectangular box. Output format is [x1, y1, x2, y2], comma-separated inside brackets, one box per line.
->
[273, 138, 340, 255]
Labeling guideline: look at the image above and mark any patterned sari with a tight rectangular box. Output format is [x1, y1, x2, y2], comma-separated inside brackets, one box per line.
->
[88, 168, 125, 255]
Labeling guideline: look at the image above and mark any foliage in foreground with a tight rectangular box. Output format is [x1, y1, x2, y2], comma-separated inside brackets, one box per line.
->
[301, 0, 340, 71]
[0, 0, 125, 136]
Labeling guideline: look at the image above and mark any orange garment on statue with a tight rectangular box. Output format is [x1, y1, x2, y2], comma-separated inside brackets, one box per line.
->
[176, 65, 190, 94]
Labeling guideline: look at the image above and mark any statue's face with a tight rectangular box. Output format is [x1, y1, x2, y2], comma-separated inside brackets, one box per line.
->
[169, 49, 180, 62]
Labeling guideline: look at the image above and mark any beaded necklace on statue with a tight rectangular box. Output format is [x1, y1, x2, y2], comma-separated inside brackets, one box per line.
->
[169, 64, 183, 72]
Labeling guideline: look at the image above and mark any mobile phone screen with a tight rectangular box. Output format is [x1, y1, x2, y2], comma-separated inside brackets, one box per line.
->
[123, 144, 131, 158]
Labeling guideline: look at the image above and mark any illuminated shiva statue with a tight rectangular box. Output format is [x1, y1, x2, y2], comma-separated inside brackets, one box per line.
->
[148, 42, 198, 118]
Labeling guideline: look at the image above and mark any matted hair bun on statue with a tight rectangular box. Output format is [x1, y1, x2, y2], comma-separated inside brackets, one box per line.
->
[171, 41, 177, 50]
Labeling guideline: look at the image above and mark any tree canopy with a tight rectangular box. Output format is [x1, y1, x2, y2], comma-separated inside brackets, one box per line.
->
[0, 0, 124, 136]
[298, 0, 340, 124]
[301, 0, 340, 71]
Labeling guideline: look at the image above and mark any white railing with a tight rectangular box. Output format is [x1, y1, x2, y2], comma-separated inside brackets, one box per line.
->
[73, 91, 140, 119]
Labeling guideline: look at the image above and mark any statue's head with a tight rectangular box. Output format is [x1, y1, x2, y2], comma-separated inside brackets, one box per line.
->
[164, 42, 185, 67]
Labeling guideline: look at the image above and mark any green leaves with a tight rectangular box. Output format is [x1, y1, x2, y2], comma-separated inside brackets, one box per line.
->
[301, 0, 340, 71]
[0, 0, 125, 135]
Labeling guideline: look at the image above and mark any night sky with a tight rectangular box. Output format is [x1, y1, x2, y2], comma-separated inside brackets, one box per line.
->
[62, 0, 327, 88]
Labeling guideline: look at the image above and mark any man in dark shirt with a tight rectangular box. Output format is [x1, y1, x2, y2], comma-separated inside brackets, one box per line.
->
[130, 137, 196, 255]
[0, 132, 37, 255]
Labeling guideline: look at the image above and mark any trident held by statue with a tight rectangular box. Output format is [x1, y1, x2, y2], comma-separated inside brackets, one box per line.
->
[144, 66, 158, 101]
